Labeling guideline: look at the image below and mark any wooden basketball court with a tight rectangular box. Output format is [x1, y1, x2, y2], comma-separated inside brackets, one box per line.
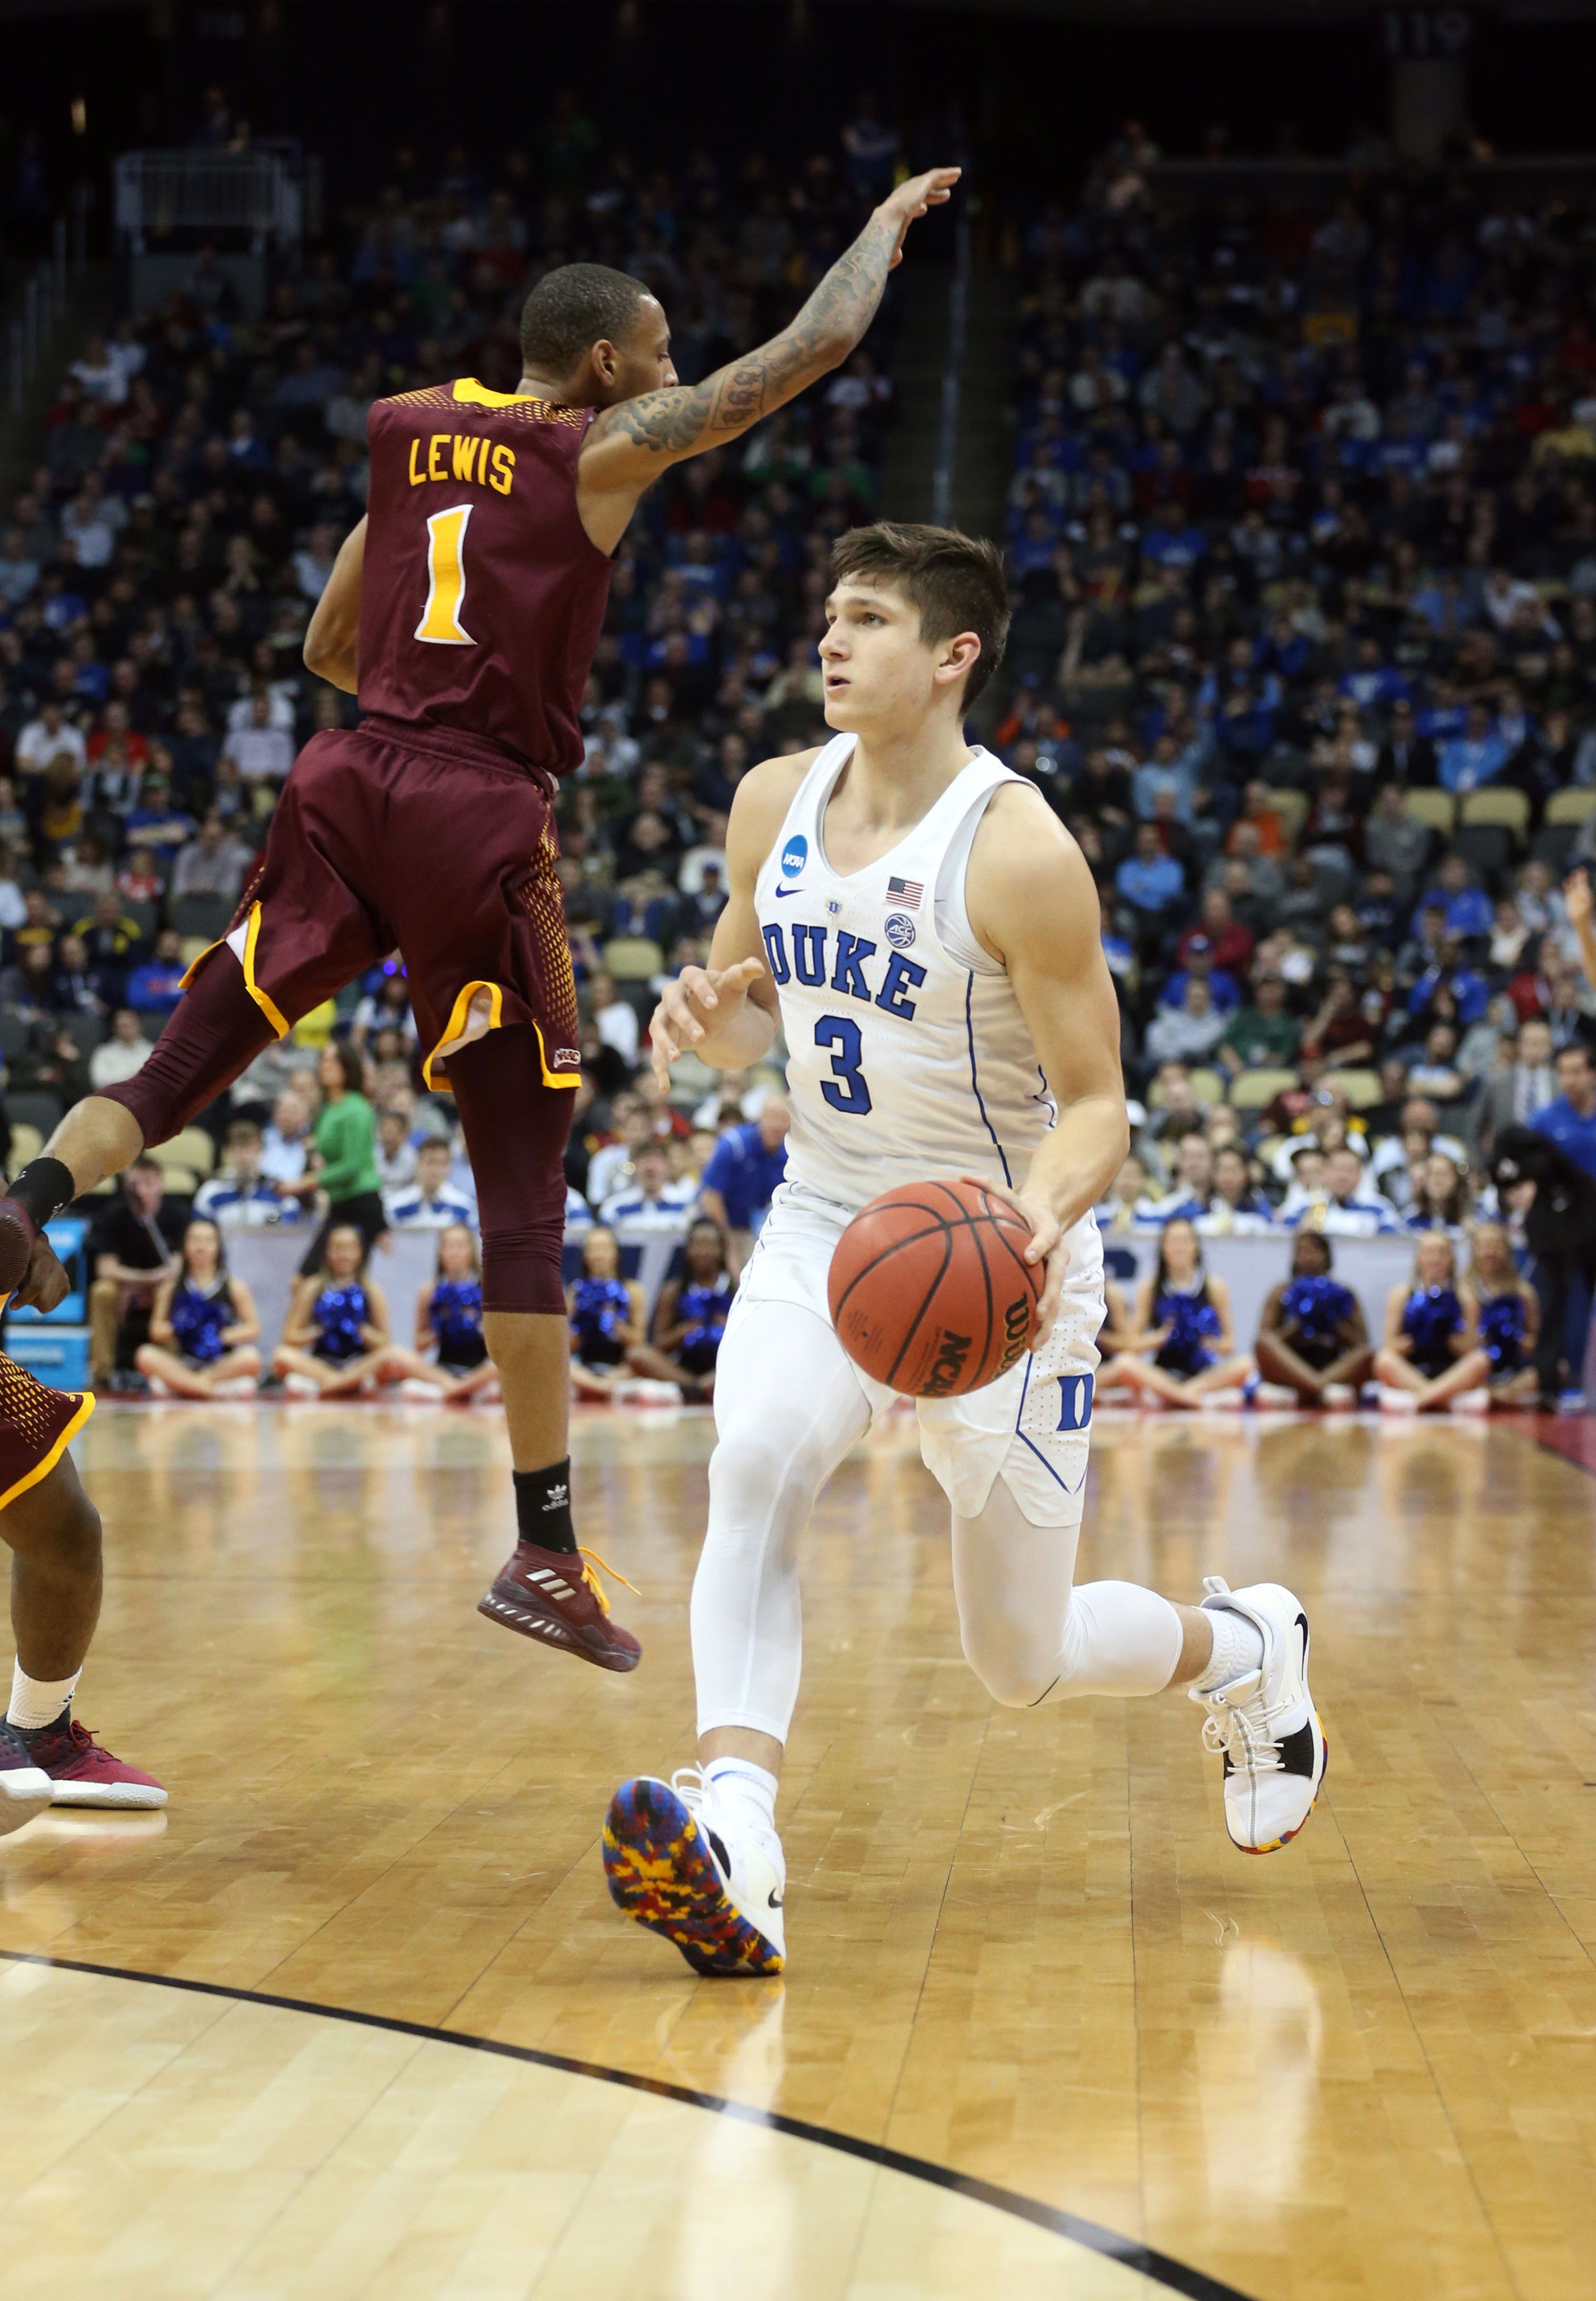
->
[2, 1399, 1593, 2300]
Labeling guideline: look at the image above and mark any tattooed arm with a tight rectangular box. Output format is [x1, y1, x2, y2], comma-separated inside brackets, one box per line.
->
[577, 167, 958, 541]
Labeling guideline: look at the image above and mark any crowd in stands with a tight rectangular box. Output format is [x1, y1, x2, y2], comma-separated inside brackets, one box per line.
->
[995, 126, 1596, 1399]
[5, 93, 1596, 1408]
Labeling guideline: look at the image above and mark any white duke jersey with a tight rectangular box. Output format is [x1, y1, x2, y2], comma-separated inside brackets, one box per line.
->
[754, 735, 1061, 1213]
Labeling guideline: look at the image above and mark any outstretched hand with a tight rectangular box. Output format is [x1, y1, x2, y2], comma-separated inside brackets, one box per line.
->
[961, 1172, 1070, 1350]
[877, 167, 961, 267]
[648, 956, 766, 1092]
[1567, 866, 1593, 930]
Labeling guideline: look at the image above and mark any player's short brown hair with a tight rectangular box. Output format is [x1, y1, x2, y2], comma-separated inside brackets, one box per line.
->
[520, 262, 652, 374]
[828, 522, 1010, 706]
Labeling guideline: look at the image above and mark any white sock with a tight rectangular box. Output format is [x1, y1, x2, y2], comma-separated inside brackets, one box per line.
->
[1193, 1607, 1266, 1693]
[8, 1661, 80, 1732]
[704, 1756, 779, 1839]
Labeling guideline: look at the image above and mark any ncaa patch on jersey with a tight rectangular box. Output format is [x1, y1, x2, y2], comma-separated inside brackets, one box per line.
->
[781, 835, 808, 879]
[885, 912, 916, 949]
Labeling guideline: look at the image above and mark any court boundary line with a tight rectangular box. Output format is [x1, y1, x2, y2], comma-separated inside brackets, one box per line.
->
[1533, 1414, 1596, 1477]
[0, 1944, 1258, 2301]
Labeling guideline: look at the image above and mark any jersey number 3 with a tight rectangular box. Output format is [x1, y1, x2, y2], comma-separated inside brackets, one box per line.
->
[415, 503, 475, 645]
[815, 1015, 872, 1115]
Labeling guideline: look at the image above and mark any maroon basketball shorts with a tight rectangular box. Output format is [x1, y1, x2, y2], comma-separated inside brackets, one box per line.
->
[98, 717, 580, 1316]
[0, 1356, 92, 1516]
[191, 716, 583, 1092]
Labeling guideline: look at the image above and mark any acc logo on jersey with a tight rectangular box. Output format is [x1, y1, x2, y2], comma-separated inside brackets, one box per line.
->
[885, 912, 916, 949]
[780, 835, 808, 879]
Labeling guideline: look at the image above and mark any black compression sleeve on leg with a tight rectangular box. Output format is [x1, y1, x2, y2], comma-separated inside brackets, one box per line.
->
[513, 1458, 576, 1555]
[7, 1158, 76, 1230]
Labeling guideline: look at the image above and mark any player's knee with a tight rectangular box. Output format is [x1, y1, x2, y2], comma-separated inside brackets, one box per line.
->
[7, 1477, 101, 1571]
[708, 1420, 830, 1529]
[960, 1609, 1065, 1707]
[479, 1220, 566, 1316]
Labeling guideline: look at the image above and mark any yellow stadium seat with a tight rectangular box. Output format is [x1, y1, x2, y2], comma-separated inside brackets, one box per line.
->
[289, 1000, 337, 1048]
[160, 1125, 216, 1179]
[1547, 786, 1596, 826]
[1333, 1068, 1384, 1108]
[1186, 1066, 1225, 1107]
[1226, 1067, 1300, 1112]
[7, 1125, 42, 1175]
[602, 936, 663, 981]
[1460, 788, 1529, 835]
[1403, 789, 1456, 834]
[1263, 787, 1308, 842]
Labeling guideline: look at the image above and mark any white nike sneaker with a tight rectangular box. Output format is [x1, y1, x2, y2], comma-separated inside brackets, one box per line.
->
[604, 1766, 785, 1975]
[1191, 1577, 1326, 1856]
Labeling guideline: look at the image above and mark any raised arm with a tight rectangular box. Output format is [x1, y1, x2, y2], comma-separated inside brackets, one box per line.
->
[303, 516, 366, 694]
[580, 169, 958, 513]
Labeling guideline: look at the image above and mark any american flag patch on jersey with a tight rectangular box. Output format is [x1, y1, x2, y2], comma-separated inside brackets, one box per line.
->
[886, 875, 923, 910]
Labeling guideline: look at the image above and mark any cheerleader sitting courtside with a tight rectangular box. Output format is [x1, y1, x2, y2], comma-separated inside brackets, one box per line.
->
[1373, 1232, 1483, 1412]
[1095, 1218, 1254, 1408]
[624, 1216, 736, 1403]
[1461, 1221, 1540, 1408]
[378, 1223, 501, 1402]
[135, 1218, 262, 1399]
[567, 1227, 648, 1400]
[1253, 1231, 1374, 1407]
[272, 1224, 392, 1397]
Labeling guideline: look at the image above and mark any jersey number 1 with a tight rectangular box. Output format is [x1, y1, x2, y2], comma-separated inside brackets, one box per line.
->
[415, 503, 475, 645]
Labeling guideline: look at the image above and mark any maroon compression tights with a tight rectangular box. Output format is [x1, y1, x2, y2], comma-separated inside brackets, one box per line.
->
[101, 958, 572, 1315]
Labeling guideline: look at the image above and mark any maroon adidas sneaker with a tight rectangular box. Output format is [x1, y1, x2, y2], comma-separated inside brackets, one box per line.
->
[0, 1723, 51, 1834]
[478, 1543, 642, 1672]
[17, 1715, 168, 1808]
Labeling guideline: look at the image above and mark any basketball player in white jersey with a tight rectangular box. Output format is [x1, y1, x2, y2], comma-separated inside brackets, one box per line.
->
[603, 524, 1325, 1976]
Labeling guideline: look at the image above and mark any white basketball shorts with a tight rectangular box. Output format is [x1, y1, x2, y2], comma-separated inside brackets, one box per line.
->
[723, 1181, 1105, 1525]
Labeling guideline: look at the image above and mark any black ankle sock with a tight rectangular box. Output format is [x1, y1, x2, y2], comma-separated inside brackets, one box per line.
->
[514, 1458, 576, 1554]
[7, 1158, 76, 1231]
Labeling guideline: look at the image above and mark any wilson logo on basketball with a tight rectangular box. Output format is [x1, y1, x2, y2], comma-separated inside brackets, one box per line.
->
[995, 1295, 1034, 1374]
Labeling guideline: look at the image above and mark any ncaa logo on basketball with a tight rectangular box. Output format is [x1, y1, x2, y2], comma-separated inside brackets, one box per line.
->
[885, 912, 916, 950]
[781, 835, 808, 879]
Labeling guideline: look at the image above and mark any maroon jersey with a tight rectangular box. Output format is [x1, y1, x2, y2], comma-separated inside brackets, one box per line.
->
[357, 379, 613, 777]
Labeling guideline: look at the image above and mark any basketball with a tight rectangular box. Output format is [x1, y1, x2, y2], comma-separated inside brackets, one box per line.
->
[826, 1179, 1042, 1398]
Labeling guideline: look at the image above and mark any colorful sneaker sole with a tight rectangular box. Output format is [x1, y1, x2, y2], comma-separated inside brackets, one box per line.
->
[1233, 1722, 1327, 1857]
[476, 1581, 640, 1672]
[603, 1777, 783, 1977]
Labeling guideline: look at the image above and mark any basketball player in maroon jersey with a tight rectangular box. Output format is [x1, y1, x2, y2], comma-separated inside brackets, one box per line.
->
[0, 165, 960, 1675]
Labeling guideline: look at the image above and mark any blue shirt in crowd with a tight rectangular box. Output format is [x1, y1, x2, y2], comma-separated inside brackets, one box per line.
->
[1436, 729, 1507, 792]
[1535, 1095, 1596, 1180]
[700, 1121, 788, 1230]
[1115, 851, 1185, 913]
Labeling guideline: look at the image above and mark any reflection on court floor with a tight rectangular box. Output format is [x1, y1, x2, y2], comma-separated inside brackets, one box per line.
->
[0, 1962, 1160, 2300]
[0, 1403, 1590, 2301]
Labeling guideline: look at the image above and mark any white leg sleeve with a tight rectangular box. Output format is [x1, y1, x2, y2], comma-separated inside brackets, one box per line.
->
[951, 1465, 1183, 1708]
[691, 1299, 873, 1744]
